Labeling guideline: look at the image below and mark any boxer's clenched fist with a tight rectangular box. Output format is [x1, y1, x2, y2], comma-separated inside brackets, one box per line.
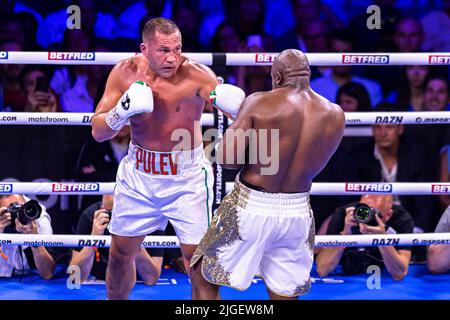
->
[106, 81, 154, 130]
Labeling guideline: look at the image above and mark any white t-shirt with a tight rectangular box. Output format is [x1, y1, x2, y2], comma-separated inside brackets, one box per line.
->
[0, 197, 52, 277]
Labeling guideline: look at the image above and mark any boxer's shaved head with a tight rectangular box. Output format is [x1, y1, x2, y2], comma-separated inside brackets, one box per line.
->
[271, 49, 311, 89]
[142, 17, 180, 42]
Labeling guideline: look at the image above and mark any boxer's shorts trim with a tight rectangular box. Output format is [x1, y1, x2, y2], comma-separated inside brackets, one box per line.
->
[202, 167, 211, 227]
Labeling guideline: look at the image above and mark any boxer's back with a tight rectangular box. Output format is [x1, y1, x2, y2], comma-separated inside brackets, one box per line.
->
[241, 87, 345, 193]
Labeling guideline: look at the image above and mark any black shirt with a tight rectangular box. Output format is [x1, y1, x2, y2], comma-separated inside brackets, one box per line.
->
[73, 202, 164, 280]
[326, 202, 414, 275]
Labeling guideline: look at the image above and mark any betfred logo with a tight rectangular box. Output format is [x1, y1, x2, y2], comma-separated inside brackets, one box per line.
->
[0, 51, 8, 59]
[48, 52, 95, 61]
[255, 53, 277, 63]
[432, 184, 450, 194]
[342, 55, 389, 64]
[428, 55, 450, 64]
[0, 184, 13, 193]
[345, 183, 392, 193]
[52, 183, 99, 192]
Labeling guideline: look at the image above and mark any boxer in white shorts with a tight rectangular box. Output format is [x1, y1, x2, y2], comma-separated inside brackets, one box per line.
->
[91, 18, 245, 300]
[191, 49, 346, 300]
[109, 142, 214, 245]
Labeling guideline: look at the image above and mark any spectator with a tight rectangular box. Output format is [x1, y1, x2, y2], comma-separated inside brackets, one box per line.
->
[276, 0, 342, 52]
[0, 194, 55, 280]
[439, 146, 450, 209]
[423, 75, 449, 112]
[316, 194, 413, 281]
[116, 0, 170, 41]
[369, 17, 425, 97]
[310, 146, 360, 236]
[209, 22, 245, 90]
[404, 74, 450, 188]
[50, 29, 96, 113]
[228, 0, 274, 51]
[70, 195, 164, 284]
[87, 42, 114, 106]
[311, 29, 383, 105]
[349, 0, 401, 52]
[336, 81, 372, 112]
[20, 66, 60, 113]
[386, 66, 430, 111]
[421, 0, 450, 52]
[75, 126, 130, 209]
[43, 0, 116, 48]
[393, 17, 424, 53]
[171, 2, 205, 52]
[311, 82, 372, 235]
[302, 20, 331, 78]
[353, 103, 435, 233]
[0, 39, 26, 111]
[427, 206, 450, 274]
[0, 15, 26, 48]
[15, 11, 44, 51]
[335, 82, 372, 153]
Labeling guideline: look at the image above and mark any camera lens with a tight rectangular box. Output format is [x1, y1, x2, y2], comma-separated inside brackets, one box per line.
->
[19, 200, 42, 224]
[353, 204, 373, 224]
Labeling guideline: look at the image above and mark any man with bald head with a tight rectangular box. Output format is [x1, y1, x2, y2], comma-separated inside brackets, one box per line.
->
[316, 194, 414, 281]
[191, 49, 345, 300]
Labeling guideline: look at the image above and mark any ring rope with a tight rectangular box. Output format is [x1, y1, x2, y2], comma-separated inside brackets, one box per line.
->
[2, 182, 449, 195]
[1, 111, 450, 126]
[0, 52, 448, 66]
[0, 233, 448, 248]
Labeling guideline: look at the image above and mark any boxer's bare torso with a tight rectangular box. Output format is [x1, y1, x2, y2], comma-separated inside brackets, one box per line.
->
[229, 87, 345, 193]
[94, 55, 216, 151]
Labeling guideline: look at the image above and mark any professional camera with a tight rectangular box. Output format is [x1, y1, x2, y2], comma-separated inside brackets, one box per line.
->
[352, 203, 382, 226]
[3, 199, 42, 233]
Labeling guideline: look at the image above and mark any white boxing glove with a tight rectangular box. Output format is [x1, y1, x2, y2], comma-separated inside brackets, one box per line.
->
[210, 84, 245, 119]
[105, 81, 154, 130]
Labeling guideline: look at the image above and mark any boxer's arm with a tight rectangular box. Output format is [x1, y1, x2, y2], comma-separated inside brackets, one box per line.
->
[92, 63, 126, 142]
[195, 63, 244, 120]
[217, 93, 259, 169]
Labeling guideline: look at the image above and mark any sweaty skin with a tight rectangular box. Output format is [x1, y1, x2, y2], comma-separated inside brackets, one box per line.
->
[92, 32, 219, 151]
[220, 49, 346, 192]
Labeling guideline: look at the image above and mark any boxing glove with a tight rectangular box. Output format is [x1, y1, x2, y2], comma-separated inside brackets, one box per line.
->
[106, 81, 154, 130]
[210, 84, 245, 119]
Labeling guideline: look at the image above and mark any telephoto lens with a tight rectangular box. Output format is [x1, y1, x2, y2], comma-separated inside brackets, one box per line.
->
[353, 204, 380, 226]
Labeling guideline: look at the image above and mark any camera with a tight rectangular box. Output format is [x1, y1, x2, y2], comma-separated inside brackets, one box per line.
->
[353, 203, 382, 226]
[3, 200, 42, 233]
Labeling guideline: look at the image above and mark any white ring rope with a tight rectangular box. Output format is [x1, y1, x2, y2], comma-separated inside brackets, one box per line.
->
[1, 111, 450, 127]
[0, 233, 448, 248]
[2, 182, 450, 195]
[0, 51, 449, 66]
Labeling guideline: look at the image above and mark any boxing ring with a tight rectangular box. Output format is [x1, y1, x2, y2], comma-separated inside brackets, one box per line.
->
[0, 51, 449, 299]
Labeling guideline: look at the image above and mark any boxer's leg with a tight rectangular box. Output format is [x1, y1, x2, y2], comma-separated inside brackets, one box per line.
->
[191, 256, 220, 300]
[106, 234, 145, 300]
[179, 243, 196, 279]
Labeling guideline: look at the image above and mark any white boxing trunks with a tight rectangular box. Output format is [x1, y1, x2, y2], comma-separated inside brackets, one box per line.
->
[108, 142, 214, 245]
[191, 177, 315, 297]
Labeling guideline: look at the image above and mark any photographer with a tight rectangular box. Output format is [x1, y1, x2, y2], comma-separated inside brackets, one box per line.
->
[316, 194, 414, 281]
[70, 195, 164, 285]
[0, 194, 55, 279]
[427, 206, 450, 274]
